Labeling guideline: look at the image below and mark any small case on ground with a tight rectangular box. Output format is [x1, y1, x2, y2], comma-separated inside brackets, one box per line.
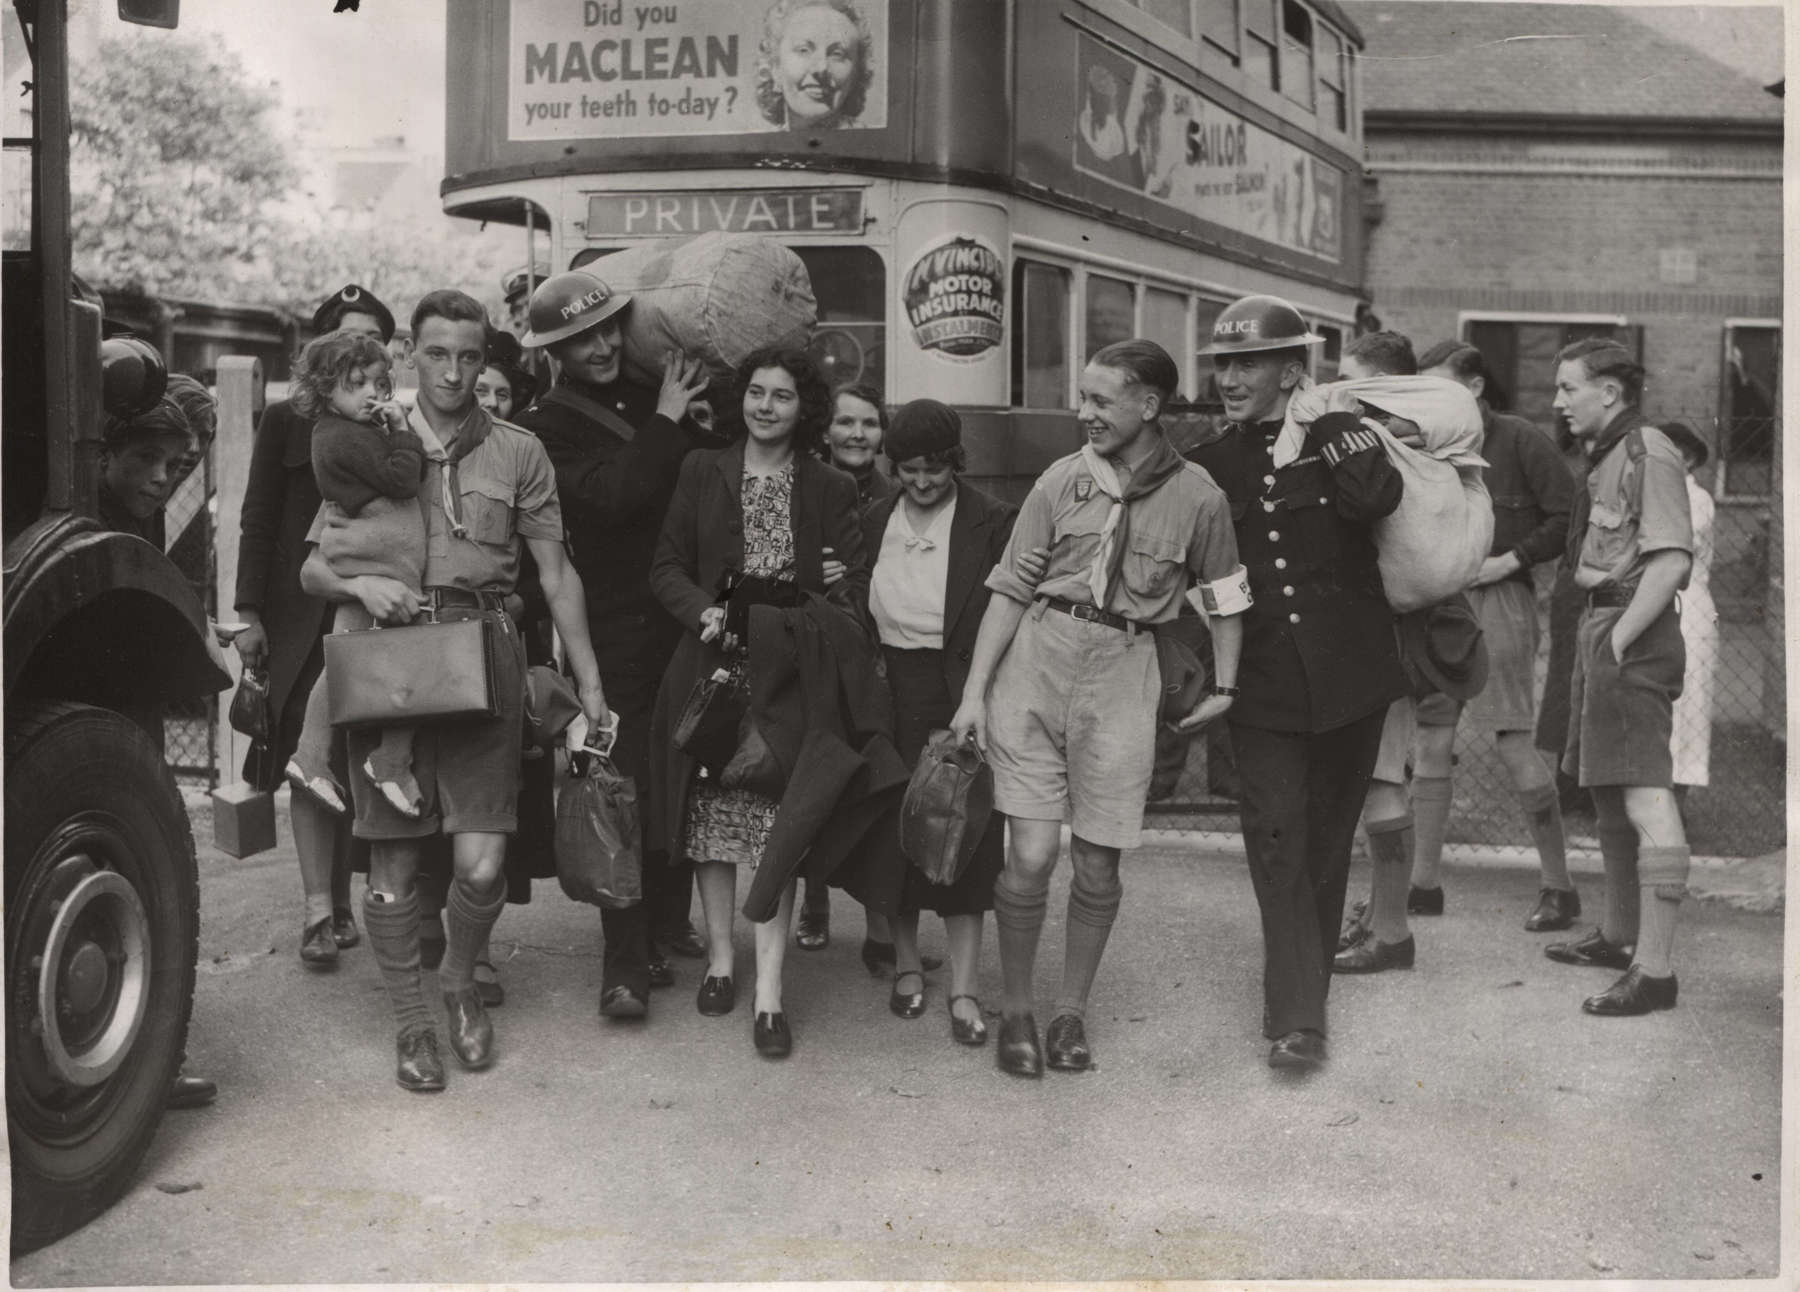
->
[211, 779, 276, 859]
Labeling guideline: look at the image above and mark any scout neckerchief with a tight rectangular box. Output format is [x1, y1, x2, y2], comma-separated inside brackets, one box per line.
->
[1562, 407, 1647, 576]
[411, 403, 494, 541]
[1079, 430, 1185, 607]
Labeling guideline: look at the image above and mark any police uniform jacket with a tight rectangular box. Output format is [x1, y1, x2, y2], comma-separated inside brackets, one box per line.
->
[514, 378, 700, 677]
[1185, 411, 1408, 733]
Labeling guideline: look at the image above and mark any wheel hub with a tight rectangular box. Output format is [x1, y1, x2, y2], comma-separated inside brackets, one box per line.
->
[33, 861, 151, 1088]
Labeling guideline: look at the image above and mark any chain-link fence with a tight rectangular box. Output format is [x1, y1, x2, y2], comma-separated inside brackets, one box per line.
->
[162, 444, 216, 787]
[1150, 415, 1785, 860]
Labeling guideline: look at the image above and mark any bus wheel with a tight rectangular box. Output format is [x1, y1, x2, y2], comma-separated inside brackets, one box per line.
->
[5, 702, 198, 1256]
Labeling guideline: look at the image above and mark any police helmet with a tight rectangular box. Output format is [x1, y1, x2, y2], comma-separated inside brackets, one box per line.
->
[502, 262, 554, 303]
[1198, 294, 1325, 357]
[312, 284, 396, 342]
[520, 271, 632, 349]
[100, 335, 168, 419]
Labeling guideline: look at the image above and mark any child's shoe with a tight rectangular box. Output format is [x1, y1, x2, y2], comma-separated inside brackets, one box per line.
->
[364, 757, 424, 819]
[285, 758, 347, 814]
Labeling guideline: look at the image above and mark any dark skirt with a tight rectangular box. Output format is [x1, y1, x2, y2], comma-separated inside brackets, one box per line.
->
[885, 646, 1003, 917]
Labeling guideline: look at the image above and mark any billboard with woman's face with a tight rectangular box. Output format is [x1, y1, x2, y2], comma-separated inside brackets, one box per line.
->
[508, 0, 889, 140]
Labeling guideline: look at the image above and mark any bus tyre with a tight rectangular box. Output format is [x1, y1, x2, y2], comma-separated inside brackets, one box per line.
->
[5, 702, 198, 1256]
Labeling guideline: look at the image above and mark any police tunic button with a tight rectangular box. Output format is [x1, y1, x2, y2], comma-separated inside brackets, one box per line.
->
[1319, 496, 1328, 505]
[1283, 585, 1295, 597]
[1263, 474, 1276, 486]
[1268, 530, 1280, 542]
[1274, 557, 1287, 569]
[1262, 501, 1276, 513]
[1288, 612, 1301, 624]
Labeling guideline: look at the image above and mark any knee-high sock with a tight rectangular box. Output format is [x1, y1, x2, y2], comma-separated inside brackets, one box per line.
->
[992, 867, 1049, 1017]
[362, 890, 432, 1034]
[1366, 814, 1414, 943]
[1408, 776, 1453, 891]
[1595, 809, 1641, 948]
[1516, 782, 1572, 891]
[441, 878, 506, 995]
[1635, 845, 1690, 977]
[1055, 871, 1123, 1019]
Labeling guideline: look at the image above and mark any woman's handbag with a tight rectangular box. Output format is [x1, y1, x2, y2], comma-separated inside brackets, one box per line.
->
[899, 729, 995, 887]
[228, 666, 272, 744]
[671, 666, 745, 774]
[323, 608, 500, 727]
[555, 745, 643, 909]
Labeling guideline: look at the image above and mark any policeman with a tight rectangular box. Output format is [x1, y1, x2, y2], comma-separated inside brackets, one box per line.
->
[1184, 294, 1410, 1072]
[514, 271, 716, 1019]
[501, 263, 552, 339]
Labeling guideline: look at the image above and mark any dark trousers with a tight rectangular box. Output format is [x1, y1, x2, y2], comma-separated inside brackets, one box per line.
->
[1230, 708, 1387, 1039]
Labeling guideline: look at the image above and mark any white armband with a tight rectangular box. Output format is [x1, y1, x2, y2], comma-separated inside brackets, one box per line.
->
[1189, 565, 1253, 617]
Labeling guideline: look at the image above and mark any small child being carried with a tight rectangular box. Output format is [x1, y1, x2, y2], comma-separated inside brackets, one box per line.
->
[285, 330, 429, 819]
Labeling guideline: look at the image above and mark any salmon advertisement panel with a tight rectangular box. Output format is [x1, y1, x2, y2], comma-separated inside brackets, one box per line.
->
[508, 0, 890, 139]
[1073, 31, 1341, 264]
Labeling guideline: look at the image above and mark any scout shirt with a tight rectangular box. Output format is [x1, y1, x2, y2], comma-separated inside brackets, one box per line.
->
[985, 444, 1239, 626]
[1185, 411, 1409, 733]
[311, 402, 562, 596]
[1570, 410, 1692, 593]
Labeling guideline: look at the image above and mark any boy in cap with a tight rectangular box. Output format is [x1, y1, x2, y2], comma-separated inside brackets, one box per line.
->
[950, 338, 1247, 1078]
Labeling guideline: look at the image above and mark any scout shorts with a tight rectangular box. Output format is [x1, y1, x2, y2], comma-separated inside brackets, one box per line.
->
[1562, 603, 1684, 788]
[1459, 578, 1539, 733]
[346, 606, 527, 840]
[985, 601, 1159, 849]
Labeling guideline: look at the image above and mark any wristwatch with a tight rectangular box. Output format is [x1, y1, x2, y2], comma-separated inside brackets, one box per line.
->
[1211, 684, 1241, 698]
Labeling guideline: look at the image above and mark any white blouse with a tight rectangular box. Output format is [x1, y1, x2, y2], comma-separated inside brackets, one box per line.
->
[869, 495, 958, 649]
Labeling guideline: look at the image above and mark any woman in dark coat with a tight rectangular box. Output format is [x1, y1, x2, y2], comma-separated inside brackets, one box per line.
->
[232, 285, 393, 965]
[648, 346, 869, 1058]
[861, 400, 1015, 1045]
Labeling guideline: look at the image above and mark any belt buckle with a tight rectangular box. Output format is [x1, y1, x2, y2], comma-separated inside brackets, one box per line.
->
[1070, 602, 1098, 623]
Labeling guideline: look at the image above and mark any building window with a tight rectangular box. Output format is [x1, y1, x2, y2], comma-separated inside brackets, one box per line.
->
[1244, 0, 1278, 91]
[1143, 287, 1189, 395]
[1319, 29, 1347, 132]
[1462, 316, 1639, 442]
[1280, 0, 1314, 110]
[1013, 259, 1071, 410]
[793, 247, 887, 395]
[1085, 274, 1137, 358]
[1720, 323, 1779, 498]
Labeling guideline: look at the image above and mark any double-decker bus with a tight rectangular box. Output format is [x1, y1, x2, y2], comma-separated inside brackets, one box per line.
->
[444, 0, 1366, 493]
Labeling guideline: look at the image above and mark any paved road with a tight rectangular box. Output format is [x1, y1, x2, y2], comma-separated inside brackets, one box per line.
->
[12, 800, 1785, 1284]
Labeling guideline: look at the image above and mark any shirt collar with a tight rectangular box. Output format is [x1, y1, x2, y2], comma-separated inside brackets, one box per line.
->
[1585, 407, 1646, 467]
[407, 400, 490, 464]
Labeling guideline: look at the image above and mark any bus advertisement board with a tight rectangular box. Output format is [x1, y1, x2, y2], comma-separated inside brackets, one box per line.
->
[1073, 31, 1342, 264]
[508, 0, 890, 140]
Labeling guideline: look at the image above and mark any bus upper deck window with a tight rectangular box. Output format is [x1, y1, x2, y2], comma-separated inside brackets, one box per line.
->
[793, 247, 886, 393]
[1012, 260, 1070, 410]
[1143, 288, 1188, 390]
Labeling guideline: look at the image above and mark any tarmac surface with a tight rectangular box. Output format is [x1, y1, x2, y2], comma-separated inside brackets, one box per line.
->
[11, 798, 1788, 1285]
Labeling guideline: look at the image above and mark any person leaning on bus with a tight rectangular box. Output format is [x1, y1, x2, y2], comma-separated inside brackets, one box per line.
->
[1183, 294, 1409, 1074]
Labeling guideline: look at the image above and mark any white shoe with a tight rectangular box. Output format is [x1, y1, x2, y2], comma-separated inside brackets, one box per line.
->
[284, 759, 346, 814]
[363, 757, 423, 818]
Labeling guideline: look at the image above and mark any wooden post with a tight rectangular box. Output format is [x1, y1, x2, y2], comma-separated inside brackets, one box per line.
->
[212, 355, 264, 788]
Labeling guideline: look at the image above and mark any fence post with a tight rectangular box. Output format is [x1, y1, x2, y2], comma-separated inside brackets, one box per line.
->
[213, 356, 265, 789]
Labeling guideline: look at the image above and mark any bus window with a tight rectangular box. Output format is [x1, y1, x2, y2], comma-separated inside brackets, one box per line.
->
[793, 246, 886, 395]
[1281, 0, 1315, 110]
[1200, 0, 1240, 57]
[1193, 298, 1225, 407]
[1085, 274, 1135, 358]
[1143, 287, 1188, 391]
[1315, 322, 1342, 381]
[1319, 28, 1348, 133]
[1012, 259, 1071, 410]
[1244, 0, 1279, 91]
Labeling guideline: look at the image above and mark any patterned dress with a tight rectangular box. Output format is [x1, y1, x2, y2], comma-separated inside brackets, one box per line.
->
[683, 465, 796, 866]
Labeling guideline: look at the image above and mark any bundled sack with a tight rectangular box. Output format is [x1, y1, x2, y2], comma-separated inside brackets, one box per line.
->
[594, 231, 818, 385]
[1282, 375, 1494, 613]
[899, 729, 995, 887]
[555, 747, 642, 909]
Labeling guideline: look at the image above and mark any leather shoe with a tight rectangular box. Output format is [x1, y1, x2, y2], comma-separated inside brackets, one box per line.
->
[796, 908, 830, 951]
[860, 939, 942, 976]
[1407, 885, 1445, 915]
[889, 970, 926, 1019]
[1337, 899, 1371, 953]
[442, 987, 494, 1069]
[753, 1010, 792, 1058]
[1545, 927, 1635, 970]
[1333, 934, 1416, 974]
[1044, 1013, 1092, 1071]
[1524, 886, 1582, 932]
[300, 918, 338, 969]
[1582, 965, 1678, 1015]
[696, 974, 736, 1016]
[1267, 1029, 1326, 1071]
[331, 906, 361, 949]
[996, 1012, 1043, 1077]
[949, 995, 987, 1046]
[647, 951, 675, 989]
[396, 1025, 446, 1092]
[166, 1074, 217, 1109]
[599, 985, 648, 1019]
[657, 922, 707, 959]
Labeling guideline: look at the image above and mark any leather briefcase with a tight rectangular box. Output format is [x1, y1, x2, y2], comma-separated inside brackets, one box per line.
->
[899, 728, 994, 888]
[323, 612, 500, 727]
[672, 666, 744, 774]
